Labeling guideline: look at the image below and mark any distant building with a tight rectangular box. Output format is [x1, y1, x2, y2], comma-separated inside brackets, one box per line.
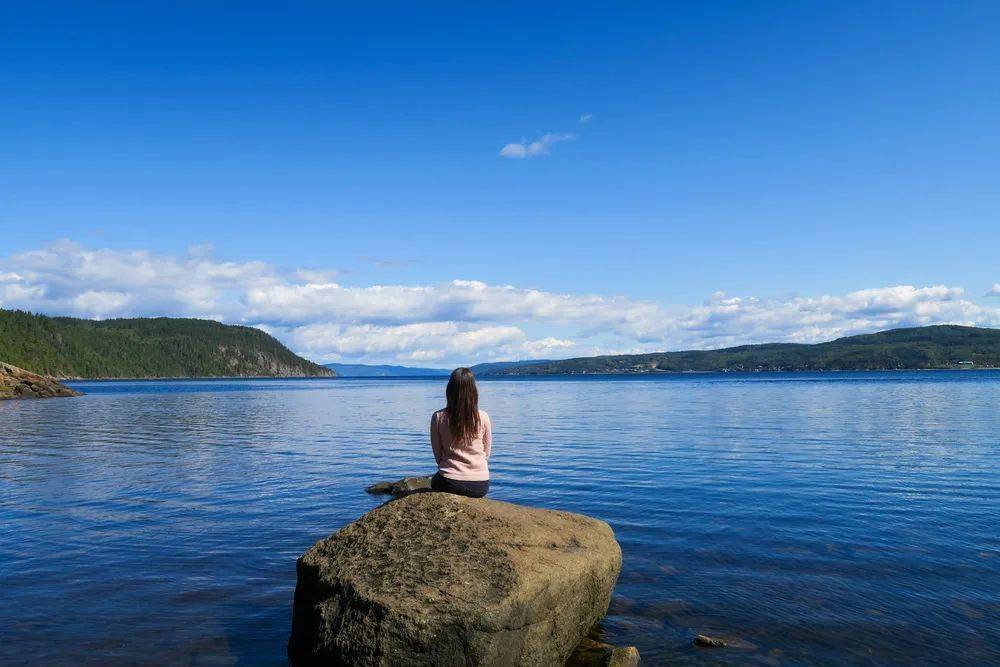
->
[958, 361, 974, 367]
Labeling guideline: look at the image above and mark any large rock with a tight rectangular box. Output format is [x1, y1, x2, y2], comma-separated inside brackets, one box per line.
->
[0, 362, 82, 400]
[288, 492, 622, 666]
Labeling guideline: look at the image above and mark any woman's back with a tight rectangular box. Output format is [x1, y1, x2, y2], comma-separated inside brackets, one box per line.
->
[430, 408, 492, 481]
[429, 367, 492, 498]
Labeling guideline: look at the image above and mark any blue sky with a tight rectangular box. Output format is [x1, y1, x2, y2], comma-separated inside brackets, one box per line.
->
[2, 2, 999, 365]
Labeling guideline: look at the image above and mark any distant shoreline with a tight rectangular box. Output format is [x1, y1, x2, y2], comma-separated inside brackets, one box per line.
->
[491, 366, 1000, 376]
[475, 325, 1000, 376]
[60, 367, 1000, 382]
[59, 375, 343, 381]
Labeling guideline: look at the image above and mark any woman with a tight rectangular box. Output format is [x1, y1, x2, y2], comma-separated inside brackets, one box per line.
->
[430, 367, 492, 498]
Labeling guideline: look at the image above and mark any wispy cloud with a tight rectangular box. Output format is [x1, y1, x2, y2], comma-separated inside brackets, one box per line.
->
[294, 268, 340, 284]
[360, 256, 413, 269]
[499, 133, 575, 159]
[986, 283, 1000, 297]
[578, 112, 593, 124]
[186, 242, 215, 258]
[2, 241, 999, 365]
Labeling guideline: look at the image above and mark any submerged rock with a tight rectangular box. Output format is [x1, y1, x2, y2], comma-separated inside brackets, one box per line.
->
[0, 362, 82, 400]
[365, 475, 433, 497]
[288, 492, 622, 666]
[568, 637, 641, 666]
[692, 633, 755, 650]
[693, 634, 727, 648]
[607, 646, 641, 666]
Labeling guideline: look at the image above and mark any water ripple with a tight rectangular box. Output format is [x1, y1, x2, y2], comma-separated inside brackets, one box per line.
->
[0, 372, 998, 665]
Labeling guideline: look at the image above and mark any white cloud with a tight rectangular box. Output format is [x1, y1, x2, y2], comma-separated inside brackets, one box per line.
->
[242, 278, 652, 327]
[986, 283, 1000, 297]
[0, 239, 278, 320]
[288, 322, 529, 363]
[72, 290, 130, 318]
[187, 242, 215, 258]
[2, 241, 999, 366]
[579, 113, 593, 124]
[499, 133, 575, 159]
[502, 336, 576, 360]
[294, 268, 340, 284]
[287, 322, 580, 365]
[666, 285, 992, 348]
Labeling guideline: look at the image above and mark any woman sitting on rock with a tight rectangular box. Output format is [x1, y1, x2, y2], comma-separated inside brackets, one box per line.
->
[430, 367, 492, 498]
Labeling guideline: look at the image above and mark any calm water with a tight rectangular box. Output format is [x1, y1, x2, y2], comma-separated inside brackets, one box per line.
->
[1, 373, 998, 665]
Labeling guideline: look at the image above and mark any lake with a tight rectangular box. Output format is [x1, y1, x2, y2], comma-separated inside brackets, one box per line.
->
[1, 372, 998, 665]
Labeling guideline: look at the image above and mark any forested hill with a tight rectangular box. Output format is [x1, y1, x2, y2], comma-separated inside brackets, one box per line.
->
[481, 325, 1000, 375]
[0, 310, 334, 378]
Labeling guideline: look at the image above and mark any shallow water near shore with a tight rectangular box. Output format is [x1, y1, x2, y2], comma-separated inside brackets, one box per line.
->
[1, 371, 998, 665]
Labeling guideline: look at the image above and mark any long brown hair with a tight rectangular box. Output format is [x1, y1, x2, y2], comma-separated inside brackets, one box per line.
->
[445, 367, 481, 442]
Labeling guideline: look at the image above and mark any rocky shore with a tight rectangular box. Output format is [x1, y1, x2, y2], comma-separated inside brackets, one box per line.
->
[0, 362, 82, 400]
[289, 488, 632, 666]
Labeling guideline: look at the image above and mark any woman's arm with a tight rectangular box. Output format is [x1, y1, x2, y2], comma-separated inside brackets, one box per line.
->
[482, 413, 492, 459]
[430, 412, 442, 466]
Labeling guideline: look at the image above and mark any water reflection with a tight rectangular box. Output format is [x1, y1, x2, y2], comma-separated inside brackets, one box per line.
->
[1, 372, 998, 664]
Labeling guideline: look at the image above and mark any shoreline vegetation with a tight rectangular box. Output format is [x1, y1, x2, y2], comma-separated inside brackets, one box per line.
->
[2, 308, 998, 380]
[55, 366, 1000, 383]
[55, 367, 1000, 384]
[0, 309, 333, 379]
[480, 324, 1000, 375]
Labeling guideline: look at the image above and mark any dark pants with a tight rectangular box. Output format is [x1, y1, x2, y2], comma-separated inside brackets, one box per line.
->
[431, 472, 489, 498]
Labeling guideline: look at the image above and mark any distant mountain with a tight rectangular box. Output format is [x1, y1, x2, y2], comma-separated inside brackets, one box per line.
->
[324, 363, 449, 377]
[481, 325, 1000, 375]
[325, 361, 554, 377]
[468, 360, 552, 375]
[0, 309, 334, 379]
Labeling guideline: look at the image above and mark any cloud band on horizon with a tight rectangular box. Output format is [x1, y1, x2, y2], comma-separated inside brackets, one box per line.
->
[1, 241, 998, 366]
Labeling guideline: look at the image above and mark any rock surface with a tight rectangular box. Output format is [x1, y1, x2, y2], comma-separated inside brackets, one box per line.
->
[0, 362, 82, 400]
[288, 492, 622, 666]
[568, 637, 641, 666]
[607, 646, 641, 666]
[365, 475, 433, 497]
[693, 634, 727, 648]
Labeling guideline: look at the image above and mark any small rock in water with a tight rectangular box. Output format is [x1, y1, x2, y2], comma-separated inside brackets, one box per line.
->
[608, 646, 642, 667]
[694, 634, 727, 648]
[364, 475, 432, 497]
[568, 637, 641, 666]
[609, 646, 641, 666]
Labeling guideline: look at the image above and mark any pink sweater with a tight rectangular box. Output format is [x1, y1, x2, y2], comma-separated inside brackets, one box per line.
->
[430, 409, 492, 481]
